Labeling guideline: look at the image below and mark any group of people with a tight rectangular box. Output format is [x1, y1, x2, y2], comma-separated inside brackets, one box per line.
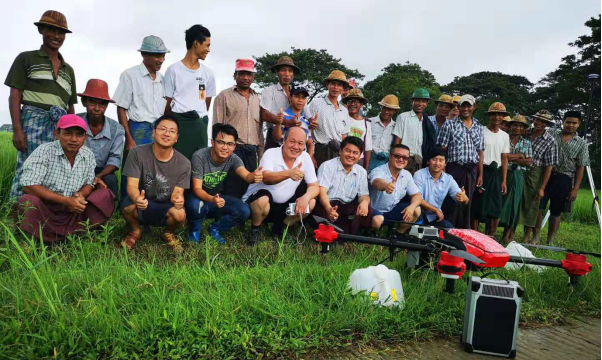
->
[6, 11, 590, 250]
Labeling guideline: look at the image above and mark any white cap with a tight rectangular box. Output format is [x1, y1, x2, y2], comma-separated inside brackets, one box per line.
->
[459, 94, 476, 106]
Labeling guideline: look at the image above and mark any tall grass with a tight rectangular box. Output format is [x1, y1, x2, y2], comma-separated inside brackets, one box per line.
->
[0, 133, 16, 203]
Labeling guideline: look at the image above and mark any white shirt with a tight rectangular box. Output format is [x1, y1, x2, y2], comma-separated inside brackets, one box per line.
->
[369, 164, 419, 213]
[392, 110, 424, 157]
[309, 96, 350, 144]
[370, 115, 395, 154]
[163, 61, 216, 117]
[242, 148, 318, 204]
[112, 63, 166, 123]
[483, 127, 510, 165]
[317, 158, 369, 204]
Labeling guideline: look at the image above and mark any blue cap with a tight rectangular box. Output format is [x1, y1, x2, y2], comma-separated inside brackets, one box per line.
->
[138, 35, 170, 53]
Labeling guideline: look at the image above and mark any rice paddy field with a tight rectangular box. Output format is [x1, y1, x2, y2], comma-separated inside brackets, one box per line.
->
[0, 132, 599, 359]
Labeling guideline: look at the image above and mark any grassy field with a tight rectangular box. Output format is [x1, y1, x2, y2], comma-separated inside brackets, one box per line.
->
[0, 133, 600, 358]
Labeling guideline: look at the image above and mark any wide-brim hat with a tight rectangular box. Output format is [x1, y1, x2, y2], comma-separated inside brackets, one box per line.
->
[270, 56, 301, 74]
[378, 94, 400, 110]
[435, 94, 454, 105]
[342, 88, 368, 105]
[77, 79, 115, 103]
[502, 116, 511, 122]
[452, 95, 462, 103]
[34, 10, 71, 33]
[508, 115, 529, 127]
[138, 35, 169, 53]
[485, 102, 509, 115]
[323, 70, 349, 87]
[531, 109, 555, 124]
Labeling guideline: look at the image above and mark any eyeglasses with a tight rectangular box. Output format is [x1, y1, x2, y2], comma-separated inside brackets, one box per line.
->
[155, 127, 177, 135]
[347, 99, 362, 105]
[392, 154, 410, 162]
[215, 139, 236, 148]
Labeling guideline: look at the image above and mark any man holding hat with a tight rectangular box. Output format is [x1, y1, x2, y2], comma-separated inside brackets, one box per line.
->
[369, 95, 399, 171]
[392, 88, 431, 174]
[310, 70, 351, 167]
[471, 102, 510, 235]
[343, 88, 372, 170]
[113, 35, 169, 149]
[447, 95, 461, 120]
[519, 110, 558, 243]
[436, 94, 485, 229]
[5, 10, 77, 199]
[500, 115, 532, 243]
[77, 79, 125, 198]
[17, 114, 114, 242]
[163, 24, 216, 159]
[413, 147, 469, 228]
[213, 59, 262, 198]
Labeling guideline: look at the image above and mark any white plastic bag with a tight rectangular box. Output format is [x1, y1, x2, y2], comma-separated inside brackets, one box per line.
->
[348, 264, 404, 307]
[505, 241, 545, 272]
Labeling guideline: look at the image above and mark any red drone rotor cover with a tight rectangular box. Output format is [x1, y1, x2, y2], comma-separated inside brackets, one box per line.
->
[447, 229, 510, 268]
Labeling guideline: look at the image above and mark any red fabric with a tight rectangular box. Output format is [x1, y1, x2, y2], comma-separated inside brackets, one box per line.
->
[19, 188, 114, 242]
[448, 228, 509, 268]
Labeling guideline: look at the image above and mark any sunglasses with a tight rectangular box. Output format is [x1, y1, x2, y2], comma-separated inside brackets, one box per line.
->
[392, 154, 410, 162]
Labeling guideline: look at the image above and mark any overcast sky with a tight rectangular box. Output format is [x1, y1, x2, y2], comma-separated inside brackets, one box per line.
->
[1, 0, 599, 125]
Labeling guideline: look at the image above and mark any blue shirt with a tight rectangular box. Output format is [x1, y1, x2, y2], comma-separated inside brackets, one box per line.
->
[79, 113, 126, 169]
[369, 164, 419, 213]
[277, 107, 312, 145]
[413, 168, 462, 222]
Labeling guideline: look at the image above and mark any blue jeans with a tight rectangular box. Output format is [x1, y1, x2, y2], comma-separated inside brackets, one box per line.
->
[422, 216, 454, 229]
[185, 193, 251, 232]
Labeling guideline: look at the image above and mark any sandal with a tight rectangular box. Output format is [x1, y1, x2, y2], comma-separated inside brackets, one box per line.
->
[119, 231, 141, 250]
[161, 232, 183, 253]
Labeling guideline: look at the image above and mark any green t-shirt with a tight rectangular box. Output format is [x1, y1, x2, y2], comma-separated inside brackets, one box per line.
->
[4, 46, 77, 111]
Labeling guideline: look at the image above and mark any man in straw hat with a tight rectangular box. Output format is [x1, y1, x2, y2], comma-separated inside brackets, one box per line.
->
[113, 35, 170, 150]
[429, 95, 454, 138]
[213, 59, 262, 198]
[5, 10, 77, 199]
[342, 88, 371, 170]
[17, 115, 114, 243]
[500, 115, 532, 243]
[392, 88, 431, 174]
[260, 56, 311, 150]
[470, 102, 510, 235]
[436, 94, 484, 229]
[163, 24, 216, 160]
[447, 95, 461, 120]
[76, 79, 125, 198]
[369, 95, 399, 171]
[500, 115, 511, 133]
[310, 70, 351, 167]
[519, 109, 558, 243]
[536, 111, 589, 244]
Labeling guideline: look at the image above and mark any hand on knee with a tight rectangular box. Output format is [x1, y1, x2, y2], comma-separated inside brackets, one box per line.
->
[168, 207, 187, 224]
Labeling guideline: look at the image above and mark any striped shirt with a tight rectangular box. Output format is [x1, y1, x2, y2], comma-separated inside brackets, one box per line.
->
[5, 46, 77, 111]
[370, 115, 396, 154]
[509, 137, 533, 171]
[548, 128, 590, 178]
[436, 118, 485, 164]
[392, 110, 424, 156]
[112, 63, 166, 123]
[213, 86, 262, 146]
[529, 129, 558, 168]
[309, 96, 350, 144]
[20, 140, 95, 197]
[317, 157, 369, 204]
[259, 83, 312, 127]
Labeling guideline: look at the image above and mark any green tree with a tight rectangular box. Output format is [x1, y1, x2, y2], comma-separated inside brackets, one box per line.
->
[442, 71, 534, 123]
[362, 62, 441, 117]
[253, 47, 364, 103]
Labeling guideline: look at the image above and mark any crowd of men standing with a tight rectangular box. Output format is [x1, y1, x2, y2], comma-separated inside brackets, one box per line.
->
[6, 11, 591, 251]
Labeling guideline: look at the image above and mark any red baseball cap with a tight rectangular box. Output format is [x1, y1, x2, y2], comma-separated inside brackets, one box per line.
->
[56, 114, 87, 131]
[235, 59, 256, 73]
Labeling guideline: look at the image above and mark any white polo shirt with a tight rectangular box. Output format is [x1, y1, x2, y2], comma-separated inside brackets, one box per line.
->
[242, 147, 318, 204]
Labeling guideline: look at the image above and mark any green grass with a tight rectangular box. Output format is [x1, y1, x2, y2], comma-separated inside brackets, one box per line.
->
[0, 133, 16, 203]
[0, 134, 599, 358]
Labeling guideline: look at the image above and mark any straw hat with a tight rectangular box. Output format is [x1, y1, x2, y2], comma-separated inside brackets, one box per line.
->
[378, 95, 400, 110]
[508, 115, 529, 127]
[531, 109, 555, 124]
[270, 56, 301, 74]
[485, 102, 509, 115]
[502, 116, 511, 122]
[323, 70, 349, 87]
[34, 10, 71, 33]
[452, 95, 462, 103]
[435, 94, 454, 105]
[342, 88, 368, 105]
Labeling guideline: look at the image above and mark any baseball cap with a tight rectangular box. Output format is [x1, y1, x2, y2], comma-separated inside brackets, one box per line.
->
[291, 86, 309, 97]
[56, 114, 87, 132]
[458, 94, 476, 106]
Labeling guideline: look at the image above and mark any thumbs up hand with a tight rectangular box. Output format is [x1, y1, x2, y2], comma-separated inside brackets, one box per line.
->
[289, 162, 304, 181]
[327, 205, 339, 222]
[213, 193, 226, 208]
[456, 186, 469, 204]
[172, 192, 184, 210]
[309, 112, 318, 130]
[276, 107, 285, 125]
[136, 189, 148, 210]
[253, 166, 264, 183]
[385, 179, 396, 194]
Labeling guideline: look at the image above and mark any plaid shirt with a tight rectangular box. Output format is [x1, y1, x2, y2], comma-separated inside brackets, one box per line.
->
[509, 137, 533, 171]
[436, 118, 485, 164]
[20, 140, 95, 197]
[529, 129, 558, 168]
[548, 128, 590, 178]
[370, 115, 395, 154]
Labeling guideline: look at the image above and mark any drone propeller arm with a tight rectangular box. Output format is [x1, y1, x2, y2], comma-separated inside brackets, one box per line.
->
[507, 256, 562, 268]
[336, 233, 433, 252]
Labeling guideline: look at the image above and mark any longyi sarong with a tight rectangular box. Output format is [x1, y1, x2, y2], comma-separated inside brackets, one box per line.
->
[170, 111, 208, 160]
[441, 162, 476, 229]
[518, 167, 544, 227]
[10, 105, 67, 199]
[500, 168, 524, 228]
[18, 188, 115, 242]
[472, 162, 502, 222]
